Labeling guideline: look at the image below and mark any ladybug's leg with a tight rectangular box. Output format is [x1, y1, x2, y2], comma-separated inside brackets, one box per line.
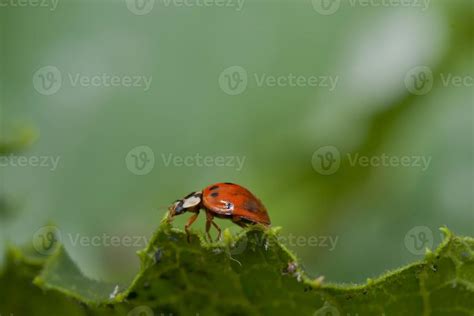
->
[205, 211, 222, 242]
[185, 213, 199, 243]
[211, 221, 222, 241]
[232, 217, 247, 228]
[205, 212, 214, 242]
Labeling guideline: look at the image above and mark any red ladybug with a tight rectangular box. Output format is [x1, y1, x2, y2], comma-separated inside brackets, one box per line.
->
[167, 182, 271, 242]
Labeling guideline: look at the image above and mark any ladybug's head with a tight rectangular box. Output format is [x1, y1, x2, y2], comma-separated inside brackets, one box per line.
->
[167, 191, 202, 221]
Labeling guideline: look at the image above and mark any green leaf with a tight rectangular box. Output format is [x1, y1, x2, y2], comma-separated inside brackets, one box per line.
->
[1, 224, 473, 315]
[0, 128, 36, 155]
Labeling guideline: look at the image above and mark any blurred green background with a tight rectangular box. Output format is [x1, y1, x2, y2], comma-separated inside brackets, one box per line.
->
[1, 0, 472, 286]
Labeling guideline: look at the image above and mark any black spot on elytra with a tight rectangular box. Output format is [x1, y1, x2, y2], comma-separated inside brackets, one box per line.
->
[243, 199, 259, 213]
[209, 185, 219, 191]
[224, 182, 235, 185]
[210, 192, 219, 197]
[127, 291, 138, 300]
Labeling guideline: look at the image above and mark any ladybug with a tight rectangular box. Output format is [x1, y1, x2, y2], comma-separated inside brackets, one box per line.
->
[167, 182, 271, 242]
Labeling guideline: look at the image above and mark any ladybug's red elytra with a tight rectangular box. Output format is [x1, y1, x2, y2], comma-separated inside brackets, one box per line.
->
[167, 182, 271, 242]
